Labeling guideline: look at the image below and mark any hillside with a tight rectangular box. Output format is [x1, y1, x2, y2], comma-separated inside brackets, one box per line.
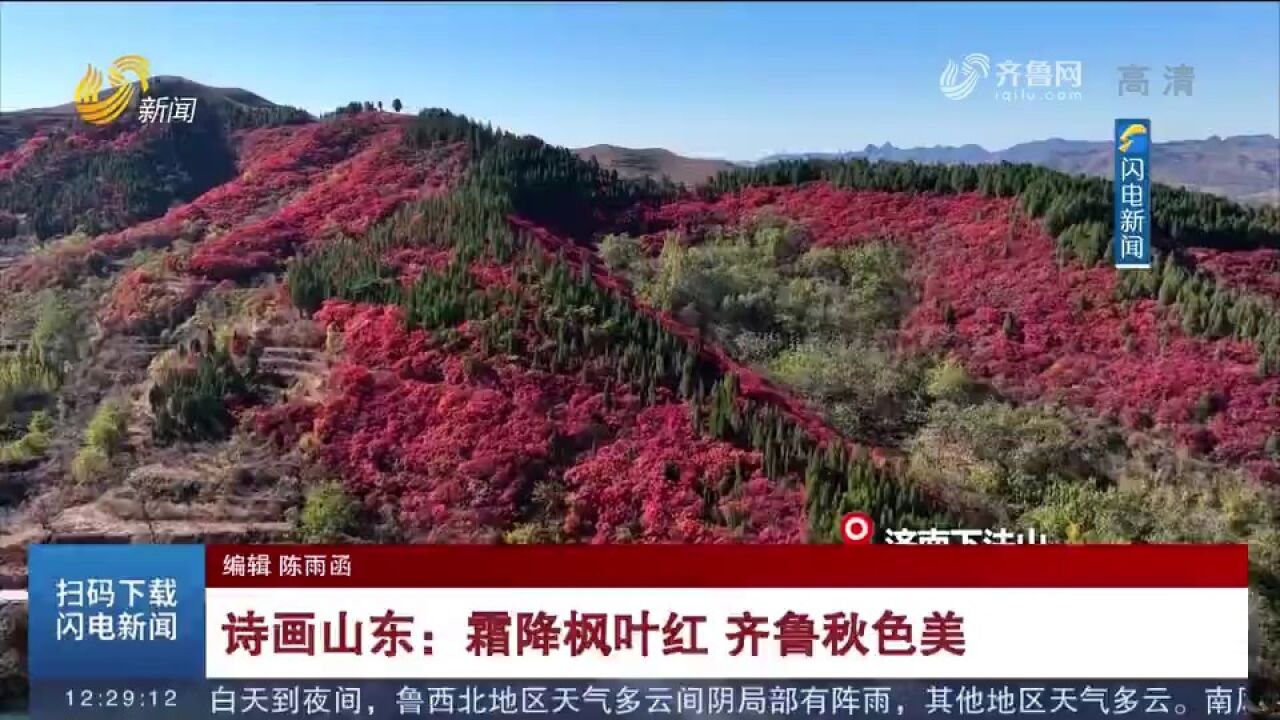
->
[1, 92, 1280, 704]
[761, 135, 1280, 205]
[573, 144, 735, 187]
[0, 75, 302, 153]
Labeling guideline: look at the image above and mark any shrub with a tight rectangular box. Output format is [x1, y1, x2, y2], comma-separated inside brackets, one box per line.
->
[598, 233, 645, 274]
[28, 289, 82, 366]
[1057, 220, 1108, 267]
[150, 348, 257, 444]
[298, 482, 357, 543]
[71, 445, 111, 484]
[0, 354, 59, 417]
[834, 241, 913, 331]
[502, 523, 565, 544]
[85, 399, 128, 456]
[26, 409, 52, 436]
[925, 358, 972, 402]
[907, 401, 1109, 517]
[611, 225, 923, 442]
[0, 410, 53, 463]
[147, 348, 186, 386]
[767, 338, 925, 442]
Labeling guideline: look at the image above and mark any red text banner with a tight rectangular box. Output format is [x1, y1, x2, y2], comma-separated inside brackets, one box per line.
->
[202, 545, 1247, 680]
[205, 544, 1247, 588]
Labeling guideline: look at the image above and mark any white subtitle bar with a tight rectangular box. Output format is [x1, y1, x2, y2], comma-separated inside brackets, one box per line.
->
[205, 587, 1246, 680]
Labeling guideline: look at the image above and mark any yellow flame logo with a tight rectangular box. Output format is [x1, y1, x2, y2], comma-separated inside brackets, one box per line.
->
[73, 55, 150, 125]
[1117, 123, 1147, 154]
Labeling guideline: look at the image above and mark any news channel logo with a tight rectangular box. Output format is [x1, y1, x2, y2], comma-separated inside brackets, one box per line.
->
[74, 54, 150, 125]
[72, 55, 198, 126]
[939, 53, 1084, 103]
[1117, 122, 1150, 154]
[938, 53, 991, 100]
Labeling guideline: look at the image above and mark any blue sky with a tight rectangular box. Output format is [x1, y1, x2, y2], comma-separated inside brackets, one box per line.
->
[1, 2, 1277, 160]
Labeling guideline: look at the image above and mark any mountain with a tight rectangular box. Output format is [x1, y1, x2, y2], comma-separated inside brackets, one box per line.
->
[0, 75, 305, 152]
[760, 135, 1280, 204]
[0, 76, 317, 241]
[574, 136, 1278, 204]
[573, 144, 735, 187]
[1, 84, 1280, 703]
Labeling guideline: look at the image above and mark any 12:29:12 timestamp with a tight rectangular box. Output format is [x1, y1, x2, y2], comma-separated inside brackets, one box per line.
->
[65, 688, 178, 709]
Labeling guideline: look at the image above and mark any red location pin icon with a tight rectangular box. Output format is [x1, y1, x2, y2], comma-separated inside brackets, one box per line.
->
[840, 512, 875, 545]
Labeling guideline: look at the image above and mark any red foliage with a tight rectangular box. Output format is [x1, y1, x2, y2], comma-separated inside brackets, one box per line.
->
[1, 115, 467, 292]
[271, 300, 808, 542]
[563, 404, 806, 543]
[254, 400, 319, 448]
[641, 185, 983, 248]
[314, 301, 436, 370]
[1189, 248, 1280, 302]
[382, 247, 453, 282]
[364, 246, 494, 288]
[0, 133, 50, 179]
[187, 123, 466, 281]
[97, 266, 212, 333]
[642, 183, 1280, 480]
[0, 122, 155, 183]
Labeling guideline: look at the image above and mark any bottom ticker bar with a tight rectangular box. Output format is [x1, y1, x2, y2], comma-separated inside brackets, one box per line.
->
[32, 679, 1250, 719]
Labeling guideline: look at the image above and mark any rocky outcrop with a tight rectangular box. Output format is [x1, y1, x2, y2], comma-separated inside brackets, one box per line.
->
[0, 599, 27, 712]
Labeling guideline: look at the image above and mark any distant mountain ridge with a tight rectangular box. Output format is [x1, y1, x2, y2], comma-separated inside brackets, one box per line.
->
[572, 144, 735, 188]
[758, 135, 1280, 205]
[575, 135, 1278, 204]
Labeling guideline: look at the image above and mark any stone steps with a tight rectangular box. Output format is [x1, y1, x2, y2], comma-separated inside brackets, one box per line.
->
[261, 346, 321, 358]
[260, 357, 325, 373]
[0, 334, 30, 353]
[257, 346, 326, 387]
[129, 459, 226, 482]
